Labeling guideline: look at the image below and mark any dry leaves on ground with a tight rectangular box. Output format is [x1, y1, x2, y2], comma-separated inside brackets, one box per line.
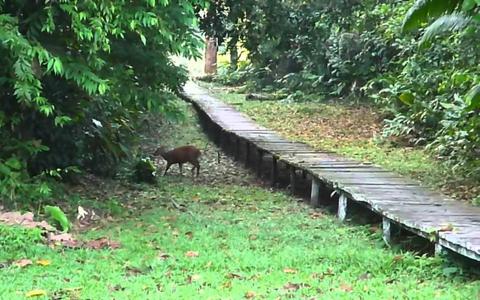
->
[283, 268, 297, 274]
[36, 259, 51, 266]
[245, 291, 256, 299]
[0, 210, 54, 231]
[13, 259, 33, 268]
[185, 251, 199, 258]
[339, 283, 353, 292]
[47, 232, 120, 250]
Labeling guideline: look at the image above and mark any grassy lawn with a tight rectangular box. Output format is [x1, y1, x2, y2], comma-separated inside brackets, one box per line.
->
[196, 81, 479, 202]
[1, 101, 479, 299]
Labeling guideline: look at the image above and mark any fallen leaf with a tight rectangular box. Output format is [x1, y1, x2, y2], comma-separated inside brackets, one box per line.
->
[14, 259, 33, 267]
[385, 278, 396, 284]
[393, 255, 403, 262]
[339, 283, 353, 292]
[323, 268, 335, 276]
[187, 274, 201, 283]
[125, 266, 144, 276]
[309, 212, 324, 219]
[284, 282, 310, 292]
[157, 252, 171, 260]
[227, 273, 243, 279]
[222, 281, 232, 289]
[439, 224, 454, 232]
[85, 237, 121, 250]
[36, 259, 51, 266]
[25, 289, 47, 297]
[283, 268, 297, 274]
[185, 251, 199, 258]
[47, 232, 81, 248]
[283, 282, 300, 292]
[245, 291, 256, 299]
[185, 231, 193, 239]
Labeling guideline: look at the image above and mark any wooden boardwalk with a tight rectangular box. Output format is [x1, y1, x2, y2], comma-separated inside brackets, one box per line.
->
[182, 81, 480, 262]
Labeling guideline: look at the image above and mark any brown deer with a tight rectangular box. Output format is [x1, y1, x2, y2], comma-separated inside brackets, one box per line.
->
[154, 145, 201, 177]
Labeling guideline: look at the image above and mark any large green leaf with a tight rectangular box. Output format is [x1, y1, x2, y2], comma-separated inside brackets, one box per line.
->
[420, 13, 471, 46]
[402, 0, 460, 32]
[399, 92, 415, 106]
[465, 84, 480, 110]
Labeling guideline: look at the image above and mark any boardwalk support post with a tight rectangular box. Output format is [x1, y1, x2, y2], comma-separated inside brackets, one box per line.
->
[382, 217, 391, 245]
[338, 193, 348, 221]
[271, 156, 278, 187]
[289, 166, 296, 195]
[310, 177, 321, 207]
[234, 137, 240, 160]
[435, 243, 447, 257]
[244, 141, 250, 168]
[215, 127, 222, 146]
[257, 149, 263, 177]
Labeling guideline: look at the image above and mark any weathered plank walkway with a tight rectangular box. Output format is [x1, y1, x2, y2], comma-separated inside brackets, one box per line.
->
[182, 81, 480, 262]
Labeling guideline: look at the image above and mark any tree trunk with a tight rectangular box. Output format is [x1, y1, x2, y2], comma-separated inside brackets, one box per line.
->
[229, 45, 238, 71]
[204, 37, 218, 74]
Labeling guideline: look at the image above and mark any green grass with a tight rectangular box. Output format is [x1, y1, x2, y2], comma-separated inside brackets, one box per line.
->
[1, 182, 479, 299]
[1, 99, 479, 299]
[197, 81, 478, 201]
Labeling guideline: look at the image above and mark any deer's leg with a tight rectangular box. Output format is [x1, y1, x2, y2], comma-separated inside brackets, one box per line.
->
[164, 163, 172, 176]
[192, 160, 200, 177]
[179, 163, 183, 175]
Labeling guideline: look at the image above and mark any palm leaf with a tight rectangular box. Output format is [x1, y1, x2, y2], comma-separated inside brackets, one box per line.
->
[466, 84, 480, 110]
[402, 0, 461, 32]
[420, 13, 471, 46]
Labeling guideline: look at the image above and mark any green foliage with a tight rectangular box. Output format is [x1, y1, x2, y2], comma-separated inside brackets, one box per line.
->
[2, 179, 479, 297]
[0, 224, 42, 255]
[465, 84, 480, 109]
[199, 0, 480, 184]
[44, 205, 70, 232]
[134, 157, 157, 184]
[0, 0, 205, 204]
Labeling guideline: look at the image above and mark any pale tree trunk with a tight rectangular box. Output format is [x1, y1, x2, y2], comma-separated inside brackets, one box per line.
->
[229, 45, 238, 71]
[204, 37, 218, 74]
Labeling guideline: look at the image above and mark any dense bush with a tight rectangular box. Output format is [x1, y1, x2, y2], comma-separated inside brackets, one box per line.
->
[0, 1, 204, 205]
[199, 0, 480, 177]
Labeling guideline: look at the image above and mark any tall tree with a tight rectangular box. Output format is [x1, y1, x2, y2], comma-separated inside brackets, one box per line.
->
[0, 0, 205, 201]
